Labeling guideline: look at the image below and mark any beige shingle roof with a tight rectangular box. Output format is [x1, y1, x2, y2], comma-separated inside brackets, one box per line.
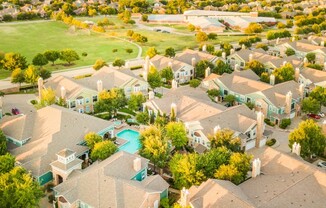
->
[175, 49, 218, 66]
[7, 105, 114, 177]
[301, 67, 326, 84]
[150, 55, 193, 72]
[54, 151, 169, 208]
[287, 40, 325, 53]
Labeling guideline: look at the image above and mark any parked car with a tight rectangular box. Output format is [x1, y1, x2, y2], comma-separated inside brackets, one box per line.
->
[317, 161, 326, 169]
[154, 28, 161, 32]
[318, 112, 325, 118]
[162, 30, 170, 33]
[307, 113, 321, 119]
[11, 108, 21, 115]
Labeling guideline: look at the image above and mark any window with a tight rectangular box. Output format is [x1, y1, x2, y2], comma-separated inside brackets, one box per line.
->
[240, 62, 244, 67]
[77, 99, 83, 105]
[256, 101, 262, 108]
[70, 101, 76, 108]
[78, 109, 84, 113]
[134, 86, 140, 92]
[190, 70, 193, 75]
[223, 90, 228, 96]
[85, 98, 90, 104]
[92, 95, 97, 102]
[85, 106, 90, 113]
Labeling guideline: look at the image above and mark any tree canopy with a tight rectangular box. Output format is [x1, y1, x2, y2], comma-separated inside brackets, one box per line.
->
[84, 132, 103, 150]
[0, 130, 7, 156]
[301, 97, 321, 114]
[44, 50, 60, 65]
[209, 128, 241, 152]
[93, 59, 107, 71]
[147, 66, 162, 89]
[272, 63, 294, 84]
[160, 67, 174, 83]
[245, 60, 265, 76]
[165, 122, 188, 150]
[91, 140, 117, 161]
[128, 92, 146, 111]
[60, 49, 80, 65]
[32, 53, 48, 68]
[24, 65, 39, 86]
[1, 52, 27, 71]
[245, 23, 263, 34]
[165, 47, 176, 58]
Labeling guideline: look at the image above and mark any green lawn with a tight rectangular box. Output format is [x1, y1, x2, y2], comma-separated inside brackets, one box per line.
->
[0, 20, 138, 78]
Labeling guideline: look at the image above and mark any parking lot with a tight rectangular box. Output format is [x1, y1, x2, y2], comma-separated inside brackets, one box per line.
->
[2, 94, 37, 115]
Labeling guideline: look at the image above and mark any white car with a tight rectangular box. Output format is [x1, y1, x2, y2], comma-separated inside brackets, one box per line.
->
[318, 112, 325, 118]
[317, 161, 326, 169]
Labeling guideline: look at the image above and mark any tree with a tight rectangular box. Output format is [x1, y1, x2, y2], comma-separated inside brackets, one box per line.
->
[245, 60, 265, 76]
[224, 94, 236, 106]
[39, 69, 52, 80]
[147, 66, 162, 89]
[128, 92, 146, 111]
[93, 58, 107, 71]
[195, 60, 214, 78]
[228, 152, 252, 180]
[60, 49, 80, 65]
[160, 67, 174, 83]
[10, 68, 25, 87]
[141, 14, 148, 21]
[245, 23, 263, 34]
[0, 153, 15, 174]
[112, 58, 125, 68]
[32, 53, 48, 68]
[165, 47, 176, 57]
[189, 79, 201, 88]
[0, 130, 7, 155]
[214, 164, 243, 184]
[196, 31, 208, 42]
[285, 48, 295, 56]
[136, 111, 150, 124]
[209, 128, 241, 152]
[256, 43, 269, 51]
[305, 53, 316, 63]
[272, 63, 294, 84]
[24, 65, 39, 87]
[146, 47, 158, 58]
[301, 97, 321, 114]
[188, 24, 196, 31]
[0, 166, 43, 207]
[125, 48, 133, 54]
[288, 119, 326, 158]
[1, 52, 27, 71]
[309, 86, 326, 106]
[277, 22, 286, 29]
[208, 33, 217, 40]
[214, 60, 233, 75]
[44, 50, 60, 65]
[286, 20, 293, 28]
[97, 88, 127, 114]
[139, 126, 170, 172]
[90, 140, 117, 161]
[38, 87, 56, 108]
[165, 122, 188, 150]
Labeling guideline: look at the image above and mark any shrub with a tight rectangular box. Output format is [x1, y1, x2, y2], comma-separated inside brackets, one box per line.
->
[112, 49, 118, 53]
[279, 118, 291, 129]
[266, 138, 276, 146]
[82, 52, 87, 57]
[30, 100, 38, 105]
[189, 79, 201, 88]
[208, 33, 217, 40]
[48, 194, 55, 203]
[264, 118, 275, 127]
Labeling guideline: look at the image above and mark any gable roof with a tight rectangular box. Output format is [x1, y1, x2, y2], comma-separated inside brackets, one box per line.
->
[175, 49, 218, 66]
[5, 105, 114, 177]
[150, 55, 193, 72]
[287, 40, 326, 53]
[301, 67, 326, 84]
[232, 49, 281, 63]
[54, 151, 169, 208]
[188, 17, 225, 30]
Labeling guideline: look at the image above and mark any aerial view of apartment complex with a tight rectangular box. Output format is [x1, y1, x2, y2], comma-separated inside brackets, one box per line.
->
[0, 0, 326, 207]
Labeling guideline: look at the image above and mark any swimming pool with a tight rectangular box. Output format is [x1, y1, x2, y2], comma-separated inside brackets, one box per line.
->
[116, 129, 140, 154]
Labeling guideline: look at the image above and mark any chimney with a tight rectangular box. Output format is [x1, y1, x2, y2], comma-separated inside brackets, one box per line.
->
[299, 84, 304, 99]
[191, 57, 196, 67]
[249, 53, 253, 62]
[283, 61, 287, 66]
[202, 44, 207, 52]
[133, 157, 141, 172]
[303, 57, 308, 64]
[256, 111, 264, 148]
[168, 61, 173, 69]
[276, 37, 279, 44]
[321, 41, 325, 47]
[270, 74, 275, 86]
[148, 91, 154, 100]
[252, 158, 261, 178]
[285, 91, 292, 114]
[308, 36, 312, 41]
[125, 61, 130, 68]
[222, 52, 226, 59]
[97, 80, 103, 92]
[230, 48, 235, 55]
[180, 187, 190, 207]
[234, 64, 240, 71]
[323, 120, 326, 135]
[144, 55, 150, 73]
[60, 86, 66, 99]
[292, 37, 295, 42]
[292, 142, 301, 156]
[213, 125, 221, 134]
[205, 67, 211, 78]
[295, 67, 300, 82]
[38, 77, 43, 99]
[143, 71, 148, 81]
[242, 44, 246, 50]
[324, 62, 326, 71]
[171, 79, 178, 89]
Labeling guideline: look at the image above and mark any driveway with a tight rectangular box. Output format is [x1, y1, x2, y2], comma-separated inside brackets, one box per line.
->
[2, 94, 37, 115]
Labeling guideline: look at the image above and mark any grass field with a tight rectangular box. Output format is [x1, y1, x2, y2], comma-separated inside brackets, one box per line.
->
[0, 20, 138, 78]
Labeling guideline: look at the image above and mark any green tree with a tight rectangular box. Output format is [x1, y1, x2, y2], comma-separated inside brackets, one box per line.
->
[195, 60, 214, 78]
[188, 24, 196, 31]
[228, 152, 252, 180]
[160, 67, 174, 83]
[128, 92, 146, 111]
[305, 53, 316, 63]
[165, 47, 176, 58]
[24, 65, 39, 87]
[301, 97, 321, 114]
[32, 53, 48, 68]
[0, 130, 7, 155]
[288, 119, 326, 158]
[136, 111, 150, 124]
[272, 63, 294, 84]
[97, 88, 127, 114]
[165, 122, 188, 150]
[39, 69, 52, 80]
[207, 33, 217, 40]
[60, 49, 80, 65]
[0, 166, 43, 207]
[38, 87, 56, 108]
[209, 128, 241, 152]
[309, 86, 326, 106]
[125, 48, 133, 54]
[214, 60, 233, 75]
[245, 60, 265, 76]
[1, 52, 27, 71]
[90, 140, 117, 161]
[141, 14, 148, 21]
[189, 79, 201, 88]
[224, 94, 236, 106]
[10, 68, 25, 87]
[112, 58, 125, 68]
[146, 47, 158, 58]
[277, 22, 286, 29]
[44, 50, 60, 65]
[147, 66, 162, 89]
[245, 23, 263, 34]
[93, 58, 107, 71]
[196, 31, 208, 42]
[139, 126, 170, 172]
[285, 48, 295, 56]
[0, 153, 15, 173]
[286, 20, 293, 28]
[84, 132, 102, 150]
[214, 164, 243, 184]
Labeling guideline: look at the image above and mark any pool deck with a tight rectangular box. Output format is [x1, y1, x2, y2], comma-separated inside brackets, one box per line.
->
[114, 138, 128, 148]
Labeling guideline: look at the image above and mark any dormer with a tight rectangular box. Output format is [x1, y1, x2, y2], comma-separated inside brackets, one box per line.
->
[56, 149, 76, 164]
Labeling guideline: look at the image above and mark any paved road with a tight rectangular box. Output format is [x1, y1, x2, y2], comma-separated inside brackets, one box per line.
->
[0, 19, 53, 25]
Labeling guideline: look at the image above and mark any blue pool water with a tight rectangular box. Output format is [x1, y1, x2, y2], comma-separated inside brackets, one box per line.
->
[117, 129, 140, 154]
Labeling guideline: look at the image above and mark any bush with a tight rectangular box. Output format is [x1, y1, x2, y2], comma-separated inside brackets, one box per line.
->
[112, 49, 118, 53]
[208, 33, 217, 40]
[264, 118, 275, 127]
[48, 194, 55, 203]
[189, 79, 201, 88]
[207, 89, 220, 97]
[46, 182, 54, 193]
[82, 52, 87, 57]
[30, 100, 38, 105]
[266, 138, 276, 146]
[279, 118, 291, 129]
